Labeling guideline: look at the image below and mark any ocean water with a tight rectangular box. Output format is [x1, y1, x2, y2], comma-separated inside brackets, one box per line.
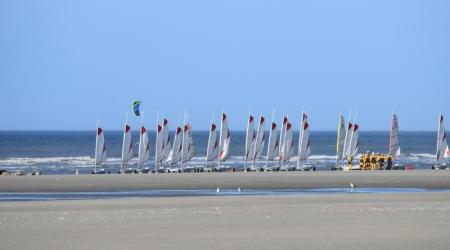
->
[0, 131, 443, 175]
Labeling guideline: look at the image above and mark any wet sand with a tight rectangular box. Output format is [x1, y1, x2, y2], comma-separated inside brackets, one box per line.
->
[1, 192, 450, 250]
[0, 170, 450, 192]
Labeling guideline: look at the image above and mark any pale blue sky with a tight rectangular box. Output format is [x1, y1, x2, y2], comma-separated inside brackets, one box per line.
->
[0, 0, 449, 131]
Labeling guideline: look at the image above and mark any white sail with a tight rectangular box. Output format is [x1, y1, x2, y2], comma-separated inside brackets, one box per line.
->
[245, 115, 256, 162]
[280, 122, 294, 162]
[206, 123, 219, 161]
[286, 122, 295, 161]
[389, 113, 401, 158]
[349, 123, 359, 157]
[161, 119, 171, 161]
[436, 114, 450, 162]
[342, 122, 353, 160]
[278, 116, 289, 160]
[266, 122, 279, 161]
[121, 120, 133, 165]
[218, 113, 231, 162]
[95, 124, 107, 165]
[182, 123, 194, 163]
[298, 113, 311, 161]
[251, 116, 266, 161]
[155, 122, 164, 163]
[187, 124, 195, 159]
[167, 127, 183, 164]
[138, 126, 150, 167]
[336, 115, 346, 161]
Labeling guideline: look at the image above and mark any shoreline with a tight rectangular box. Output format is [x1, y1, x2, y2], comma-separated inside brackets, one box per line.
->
[1, 170, 450, 192]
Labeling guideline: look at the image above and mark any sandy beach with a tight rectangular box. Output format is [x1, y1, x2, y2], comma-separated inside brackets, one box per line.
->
[1, 170, 450, 192]
[0, 192, 449, 250]
[1, 170, 450, 249]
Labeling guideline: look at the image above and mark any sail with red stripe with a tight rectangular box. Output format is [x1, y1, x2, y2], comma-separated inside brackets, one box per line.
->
[121, 115, 133, 165]
[266, 121, 279, 161]
[298, 112, 311, 161]
[206, 123, 218, 161]
[251, 116, 266, 161]
[245, 115, 256, 162]
[95, 122, 107, 165]
[436, 114, 449, 162]
[138, 125, 150, 167]
[218, 113, 231, 162]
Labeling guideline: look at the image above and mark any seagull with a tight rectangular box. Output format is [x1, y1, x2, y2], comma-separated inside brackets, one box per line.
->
[350, 183, 356, 188]
[216, 187, 220, 193]
[237, 187, 241, 192]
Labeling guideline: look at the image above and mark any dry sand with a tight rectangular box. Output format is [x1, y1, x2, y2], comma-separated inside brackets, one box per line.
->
[1, 192, 450, 250]
[1, 170, 450, 192]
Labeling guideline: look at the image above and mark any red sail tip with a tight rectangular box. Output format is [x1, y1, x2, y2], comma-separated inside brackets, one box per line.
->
[157, 125, 162, 133]
[222, 113, 227, 121]
[163, 119, 168, 125]
[211, 123, 216, 131]
[287, 122, 292, 130]
[176, 127, 182, 133]
[260, 117, 265, 123]
[125, 125, 130, 133]
[141, 126, 147, 134]
[283, 117, 288, 124]
[249, 116, 254, 123]
[272, 122, 277, 129]
[304, 122, 309, 130]
[97, 128, 103, 135]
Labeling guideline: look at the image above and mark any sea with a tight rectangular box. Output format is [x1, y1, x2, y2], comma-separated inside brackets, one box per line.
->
[0, 131, 442, 175]
[0, 131, 443, 175]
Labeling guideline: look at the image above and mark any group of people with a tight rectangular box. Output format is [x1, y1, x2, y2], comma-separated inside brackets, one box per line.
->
[347, 152, 394, 170]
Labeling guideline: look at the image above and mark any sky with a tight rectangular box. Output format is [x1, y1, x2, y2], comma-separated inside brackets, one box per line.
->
[0, 0, 449, 131]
